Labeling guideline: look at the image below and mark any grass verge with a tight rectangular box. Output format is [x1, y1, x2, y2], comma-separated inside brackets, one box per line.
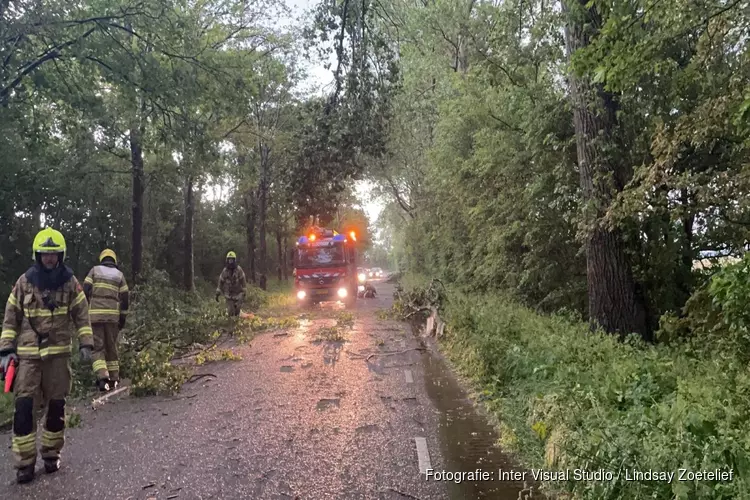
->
[398, 281, 748, 500]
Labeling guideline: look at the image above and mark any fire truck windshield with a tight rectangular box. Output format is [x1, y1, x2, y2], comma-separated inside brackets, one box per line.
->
[297, 244, 346, 267]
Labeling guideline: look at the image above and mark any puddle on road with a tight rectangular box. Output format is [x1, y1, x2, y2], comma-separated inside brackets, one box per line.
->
[421, 349, 542, 500]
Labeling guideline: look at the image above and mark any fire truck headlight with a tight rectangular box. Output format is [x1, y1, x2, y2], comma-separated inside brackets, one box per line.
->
[297, 290, 306, 300]
[358, 273, 366, 283]
[337, 288, 348, 298]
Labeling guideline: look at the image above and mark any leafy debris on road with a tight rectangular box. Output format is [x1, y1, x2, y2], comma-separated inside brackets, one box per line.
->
[195, 347, 242, 365]
[315, 325, 348, 342]
[66, 410, 82, 428]
[334, 311, 355, 329]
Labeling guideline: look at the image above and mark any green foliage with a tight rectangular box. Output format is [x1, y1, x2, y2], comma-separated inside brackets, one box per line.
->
[244, 314, 299, 332]
[315, 325, 348, 342]
[0, 393, 12, 425]
[659, 254, 750, 362]
[441, 291, 750, 500]
[124, 341, 189, 397]
[375, 308, 397, 321]
[116, 270, 228, 396]
[334, 311, 355, 329]
[195, 347, 242, 365]
[124, 270, 228, 351]
[65, 411, 83, 429]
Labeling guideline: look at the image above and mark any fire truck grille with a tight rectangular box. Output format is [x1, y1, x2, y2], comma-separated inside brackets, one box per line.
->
[299, 273, 344, 285]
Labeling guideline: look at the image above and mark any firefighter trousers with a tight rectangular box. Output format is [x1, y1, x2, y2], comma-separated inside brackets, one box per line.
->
[92, 323, 120, 382]
[225, 297, 242, 317]
[11, 356, 71, 469]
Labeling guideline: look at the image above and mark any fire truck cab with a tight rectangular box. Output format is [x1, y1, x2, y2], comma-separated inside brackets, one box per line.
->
[293, 225, 360, 308]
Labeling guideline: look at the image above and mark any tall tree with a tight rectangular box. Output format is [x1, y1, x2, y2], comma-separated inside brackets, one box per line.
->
[562, 0, 648, 338]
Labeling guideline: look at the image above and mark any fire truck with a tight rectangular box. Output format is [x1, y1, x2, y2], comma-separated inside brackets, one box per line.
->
[293, 221, 363, 307]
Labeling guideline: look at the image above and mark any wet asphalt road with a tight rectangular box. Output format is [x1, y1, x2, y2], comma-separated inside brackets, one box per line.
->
[0, 281, 532, 500]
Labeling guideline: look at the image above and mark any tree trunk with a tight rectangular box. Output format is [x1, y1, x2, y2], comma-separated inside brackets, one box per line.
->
[563, 0, 649, 339]
[244, 189, 256, 283]
[276, 228, 283, 282]
[283, 234, 289, 280]
[129, 120, 145, 285]
[679, 188, 695, 297]
[183, 175, 195, 291]
[257, 144, 270, 290]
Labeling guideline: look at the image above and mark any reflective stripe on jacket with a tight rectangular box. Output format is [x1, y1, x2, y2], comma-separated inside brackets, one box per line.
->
[1, 273, 93, 359]
[84, 265, 129, 323]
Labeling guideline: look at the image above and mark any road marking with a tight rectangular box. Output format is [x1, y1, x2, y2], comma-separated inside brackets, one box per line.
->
[404, 369, 414, 384]
[414, 437, 431, 474]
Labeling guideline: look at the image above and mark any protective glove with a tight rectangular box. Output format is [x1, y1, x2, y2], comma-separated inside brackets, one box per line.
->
[215, 291, 221, 302]
[118, 314, 126, 330]
[79, 346, 92, 363]
[0, 352, 18, 377]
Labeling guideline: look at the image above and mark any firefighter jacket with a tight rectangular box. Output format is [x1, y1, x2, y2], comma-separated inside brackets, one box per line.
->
[83, 263, 129, 324]
[1, 269, 94, 360]
[217, 266, 247, 299]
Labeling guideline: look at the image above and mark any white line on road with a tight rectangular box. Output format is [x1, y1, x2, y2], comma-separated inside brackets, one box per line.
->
[414, 437, 432, 474]
[404, 369, 414, 384]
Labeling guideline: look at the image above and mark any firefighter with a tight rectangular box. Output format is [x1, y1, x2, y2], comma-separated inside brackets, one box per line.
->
[83, 249, 129, 392]
[0, 227, 94, 483]
[215, 251, 246, 317]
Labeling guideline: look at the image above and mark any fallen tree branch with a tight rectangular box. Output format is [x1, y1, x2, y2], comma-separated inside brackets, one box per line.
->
[91, 385, 130, 408]
[404, 307, 431, 319]
[186, 373, 216, 383]
[383, 487, 422, 500]
[366, 347, 427, 362]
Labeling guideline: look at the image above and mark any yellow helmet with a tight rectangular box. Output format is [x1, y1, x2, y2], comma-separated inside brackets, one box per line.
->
[99, 248, 117, 264]
[226, 251, 236, 259]
[32, 227, 66, 261]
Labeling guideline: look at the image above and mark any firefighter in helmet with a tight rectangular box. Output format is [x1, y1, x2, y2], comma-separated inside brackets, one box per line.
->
[83, 249, 129, 392]
[0, 228, 93, 483]
[215, 251, 246, 317]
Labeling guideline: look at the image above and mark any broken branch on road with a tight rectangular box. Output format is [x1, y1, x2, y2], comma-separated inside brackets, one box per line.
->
[91, 385, 130, 409]
[393, 279, 447, 338]
[365, 347, 427, 362]
[383, 487, 422, 499]
[186, 373, 217, 383]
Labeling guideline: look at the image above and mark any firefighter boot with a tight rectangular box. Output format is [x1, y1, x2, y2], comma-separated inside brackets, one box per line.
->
[44, 458, 60, 473]
[16, 465, 34, 484]
[97, 378, 111, 392]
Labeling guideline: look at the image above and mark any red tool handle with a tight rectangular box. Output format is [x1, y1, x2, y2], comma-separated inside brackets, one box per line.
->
[4, 360, 16, 393]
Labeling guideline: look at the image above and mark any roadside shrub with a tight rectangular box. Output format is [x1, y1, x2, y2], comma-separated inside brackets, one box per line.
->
[394, 275, 750, 500]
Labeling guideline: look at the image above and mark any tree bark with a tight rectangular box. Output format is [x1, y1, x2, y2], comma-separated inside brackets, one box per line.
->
[183, 175, 195, 291]
[283, 234, 289, 280]
[129, 119, 145, 285]
[276, 228, 283, 282]
[244, 189, 256, 283]
[257, 143, 270, 290]
[563, 0, 649, 339]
